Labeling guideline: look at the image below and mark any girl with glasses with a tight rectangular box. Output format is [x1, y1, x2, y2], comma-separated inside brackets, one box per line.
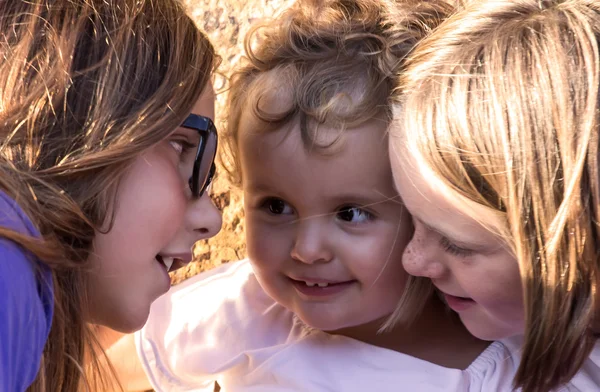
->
[0, 0, 222, 390]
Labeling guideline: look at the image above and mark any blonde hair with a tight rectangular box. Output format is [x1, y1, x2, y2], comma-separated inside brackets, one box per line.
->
[0, 0, 217, 390]
[222, 0, 454, 186]
[221, 0, 454, 328]
[393, 0, 600, 390]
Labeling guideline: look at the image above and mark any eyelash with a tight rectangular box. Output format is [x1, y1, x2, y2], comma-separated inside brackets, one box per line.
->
[439, 236, 474, 257]
[256, 199, 374, 225]
[169, 136, 197, 155]
[178, 140, 197, 153]
[259, 197, 294, 215]
[336, 205, 374, 224]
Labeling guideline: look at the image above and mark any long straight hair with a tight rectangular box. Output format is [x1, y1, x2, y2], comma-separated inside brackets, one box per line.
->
[393, 1, 600, 390]
[0, 0, 217, 390]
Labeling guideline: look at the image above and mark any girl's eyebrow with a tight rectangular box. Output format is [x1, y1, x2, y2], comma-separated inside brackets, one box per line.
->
[416, 217, 488, 251]
[244, 183, 274, 193]
[329, 193, 398, 207]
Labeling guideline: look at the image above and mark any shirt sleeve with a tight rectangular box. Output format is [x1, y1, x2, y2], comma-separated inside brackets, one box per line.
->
[0, 194, 53, 391]
[0, 239, 53, 390]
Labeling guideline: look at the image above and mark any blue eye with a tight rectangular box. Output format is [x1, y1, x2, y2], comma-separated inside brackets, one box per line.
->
[439, 237, 474, 257]
[336, 206, 373, 223]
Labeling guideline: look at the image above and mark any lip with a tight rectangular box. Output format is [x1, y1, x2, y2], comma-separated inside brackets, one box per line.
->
[288, 277, 357, 299]
[159, 252, 193, 264]
[158, 252, 193, 273]
[154, 257, 172, 292]
[441, 292, 476, 312]
[289, 276, 351, 285]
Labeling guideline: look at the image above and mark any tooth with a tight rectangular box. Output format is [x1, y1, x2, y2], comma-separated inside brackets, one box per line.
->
[317, 283, 329, 287]
[305, 282, 316, 287]
[163, 257, 174, 272]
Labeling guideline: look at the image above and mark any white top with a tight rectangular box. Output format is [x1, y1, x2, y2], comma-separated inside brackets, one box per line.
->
[500, 337, 600, 392]
[136, 259, 598, 392]
[559, 340, 600, 392]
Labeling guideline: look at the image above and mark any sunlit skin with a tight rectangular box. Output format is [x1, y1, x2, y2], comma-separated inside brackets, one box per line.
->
[87, 87, 223, 333]
[390, 143, 524, 341]
[237, 110, 490, 367]
[240, 114, 412, 334]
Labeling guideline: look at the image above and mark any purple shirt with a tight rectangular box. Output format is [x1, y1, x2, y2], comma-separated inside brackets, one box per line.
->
[0, 191, 53, 391]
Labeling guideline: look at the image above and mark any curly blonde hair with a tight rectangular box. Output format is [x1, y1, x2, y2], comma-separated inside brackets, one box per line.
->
[221, 0, 454, 327]
[222, 0, 454, 186]
[392, 0, 600, 390]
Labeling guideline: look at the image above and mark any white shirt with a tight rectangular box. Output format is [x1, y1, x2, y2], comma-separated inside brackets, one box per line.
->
[135, 259, 599, 392]
[569, 340, 600, 391]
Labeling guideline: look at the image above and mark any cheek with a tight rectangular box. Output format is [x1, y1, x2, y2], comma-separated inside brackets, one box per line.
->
[126, 161, 185, 228]
[244, 216, 292, 302]
[245, 215, 289, 271]
[392, 216, 413, 255]
[345, 223, 408, 283]
[464, 256, 523, 311]
[100, 153, 187, 256]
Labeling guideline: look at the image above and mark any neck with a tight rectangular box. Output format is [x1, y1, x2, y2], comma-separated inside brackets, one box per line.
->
[330, 296, 490, 369]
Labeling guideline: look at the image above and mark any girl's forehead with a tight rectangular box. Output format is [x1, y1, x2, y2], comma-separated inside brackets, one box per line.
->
[239, 119, 398, 208]
[392, 144, 507, 244]
[188, 92, 215, 122]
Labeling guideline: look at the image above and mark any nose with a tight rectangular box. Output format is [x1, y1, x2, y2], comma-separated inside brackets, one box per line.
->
[402, 229, 447, 280]
[187, 191, 222, 241]
[290, 218, 333, 264]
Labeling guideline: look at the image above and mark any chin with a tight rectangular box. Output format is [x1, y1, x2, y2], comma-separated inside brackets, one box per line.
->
[461, 318, 511, 341]
[103, 308, 151, 334]
[296, 313, 350, 332]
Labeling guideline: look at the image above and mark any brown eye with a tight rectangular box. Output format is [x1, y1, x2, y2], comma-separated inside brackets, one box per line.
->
[337, 206, 372, 223]
[269, 200, 285, 214]
[260, 198, 293, 215]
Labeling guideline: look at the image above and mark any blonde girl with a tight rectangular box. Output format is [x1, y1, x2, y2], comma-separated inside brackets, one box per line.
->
[0, 0, 222, 390]
[390, 0, 600, 391]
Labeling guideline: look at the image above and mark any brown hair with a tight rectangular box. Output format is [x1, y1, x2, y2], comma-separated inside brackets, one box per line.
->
[393, 0, 600, 390]
[0, 0, 217, 390]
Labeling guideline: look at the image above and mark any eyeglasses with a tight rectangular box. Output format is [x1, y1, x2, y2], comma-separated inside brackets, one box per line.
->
[181, 114, 218, 199]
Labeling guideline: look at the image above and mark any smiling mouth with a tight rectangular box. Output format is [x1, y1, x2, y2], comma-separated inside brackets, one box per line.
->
[433, 286, 474, 302]
[444, 293, 472, 301]
[288, 278, 358, 298]
[298, 281, 333, 288]
[155, 255, 187, 273]
[290, 278, 356, 287]
[440, 292, 476, 312]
